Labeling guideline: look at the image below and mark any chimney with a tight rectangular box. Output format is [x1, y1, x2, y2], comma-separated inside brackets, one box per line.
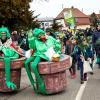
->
[71, 6, 74, 9]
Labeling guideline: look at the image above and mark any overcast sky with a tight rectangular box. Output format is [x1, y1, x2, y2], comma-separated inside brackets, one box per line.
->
[30, 0, 100, 18]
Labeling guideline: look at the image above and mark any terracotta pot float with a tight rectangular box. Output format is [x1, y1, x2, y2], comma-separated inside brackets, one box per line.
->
[0, 57, 25, 92]
[38, 54, 71, 94]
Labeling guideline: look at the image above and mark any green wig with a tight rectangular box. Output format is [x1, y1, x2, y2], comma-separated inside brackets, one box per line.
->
[0, 27, 10, 38]
[33, 28, 46, 37]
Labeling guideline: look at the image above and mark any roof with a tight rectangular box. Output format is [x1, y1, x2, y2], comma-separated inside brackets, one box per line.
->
[37, 17, 54, 22]
[55, 8, 90, 25]
[55, 8, 89, 19]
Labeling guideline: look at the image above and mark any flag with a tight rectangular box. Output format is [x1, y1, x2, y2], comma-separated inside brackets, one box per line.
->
[63, 9, 75, 29]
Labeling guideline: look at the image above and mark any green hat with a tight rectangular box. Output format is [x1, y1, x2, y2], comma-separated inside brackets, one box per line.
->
[33, 28, 46, 37]
[0, 27, 10, 38]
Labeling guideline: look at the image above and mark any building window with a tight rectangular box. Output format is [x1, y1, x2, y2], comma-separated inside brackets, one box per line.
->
[45, 23, 49, 26]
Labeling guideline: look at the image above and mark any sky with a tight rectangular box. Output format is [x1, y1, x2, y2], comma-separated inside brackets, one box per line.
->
[30, 0, 100, 18]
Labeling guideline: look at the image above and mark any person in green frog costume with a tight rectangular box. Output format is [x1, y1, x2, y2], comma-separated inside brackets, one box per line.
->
[25, 28, 61, 94]
[0, 26, 22, 90]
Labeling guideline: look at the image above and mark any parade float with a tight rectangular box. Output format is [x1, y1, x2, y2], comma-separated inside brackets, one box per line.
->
[0, 27, 25, 92]
[25, 28, 71, 94]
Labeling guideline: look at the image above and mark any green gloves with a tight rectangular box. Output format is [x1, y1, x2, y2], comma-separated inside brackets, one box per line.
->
[6, 82, 16, 90]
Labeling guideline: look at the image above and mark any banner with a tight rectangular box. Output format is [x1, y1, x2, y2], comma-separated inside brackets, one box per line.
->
[63, 9, 75, 29]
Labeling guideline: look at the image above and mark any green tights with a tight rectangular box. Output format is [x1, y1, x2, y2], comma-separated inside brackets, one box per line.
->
[25, 56, 47, 94]
[4, 53, 19, 90]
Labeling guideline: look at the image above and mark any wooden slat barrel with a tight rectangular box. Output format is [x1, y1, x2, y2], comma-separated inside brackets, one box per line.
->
[0, 57, 25, 92]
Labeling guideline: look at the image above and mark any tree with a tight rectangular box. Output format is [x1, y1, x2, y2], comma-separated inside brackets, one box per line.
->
[51, 20, 62, 32]
[90, 12, 98, 28]
[0, 0, 40, 32]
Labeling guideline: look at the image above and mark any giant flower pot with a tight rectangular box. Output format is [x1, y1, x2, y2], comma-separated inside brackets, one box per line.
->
[38, 55, 70, 94]
[0, 57, 25, 92]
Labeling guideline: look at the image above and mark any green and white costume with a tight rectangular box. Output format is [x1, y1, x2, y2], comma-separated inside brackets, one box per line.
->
[0, 27, 19, 90]
[25, 28, 61, 94]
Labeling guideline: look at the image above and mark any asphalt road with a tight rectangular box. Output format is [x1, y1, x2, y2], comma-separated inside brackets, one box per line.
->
[0, 64, 100, 100]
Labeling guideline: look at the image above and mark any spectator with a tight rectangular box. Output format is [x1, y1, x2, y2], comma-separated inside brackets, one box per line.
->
[18, 30, 29, 51]
[11, 31, 19, 45]
[46, 28, 56, 39]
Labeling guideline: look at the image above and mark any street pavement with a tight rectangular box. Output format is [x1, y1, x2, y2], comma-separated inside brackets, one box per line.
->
[0, 64, 100, 100]
[81, 65, 100, 100]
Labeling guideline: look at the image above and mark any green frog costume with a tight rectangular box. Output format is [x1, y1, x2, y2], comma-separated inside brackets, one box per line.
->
[0, 27, 19, 90]
[25, 28, 61, 94]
